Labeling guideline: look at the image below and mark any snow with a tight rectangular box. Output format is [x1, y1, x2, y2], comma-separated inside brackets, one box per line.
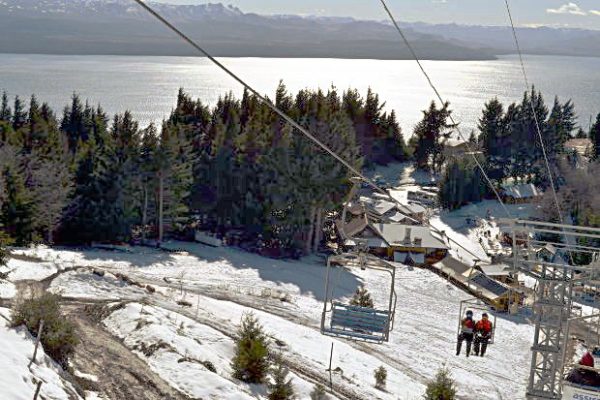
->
[16, 241, 537, 399]
[0, 280, 16, 299]
[4, 162, 548, 399]
[104, 302, 322, 400]
[4, 257, 59, 281]
[0, 308, 81, 400]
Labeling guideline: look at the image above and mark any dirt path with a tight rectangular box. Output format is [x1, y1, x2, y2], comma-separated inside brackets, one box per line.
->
[63, 304, 192, 400]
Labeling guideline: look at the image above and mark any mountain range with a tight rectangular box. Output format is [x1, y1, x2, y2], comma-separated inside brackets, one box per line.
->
[0, 0, 599, 60]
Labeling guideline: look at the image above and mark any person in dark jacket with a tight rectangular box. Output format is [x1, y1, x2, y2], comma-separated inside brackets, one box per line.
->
[474, 313, 493, 357]
[457, 310, 475, 357]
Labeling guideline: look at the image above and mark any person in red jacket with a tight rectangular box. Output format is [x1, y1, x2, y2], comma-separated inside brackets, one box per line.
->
[474, 313, 493, 357]
[456, 310, 475, 357]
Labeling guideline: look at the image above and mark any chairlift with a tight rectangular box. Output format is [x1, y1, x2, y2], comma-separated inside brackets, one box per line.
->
[320, 176, 398, 343]
[457, 298, 497, 345]
[321, 249, 398, 343]
[561, 313, 600, 399]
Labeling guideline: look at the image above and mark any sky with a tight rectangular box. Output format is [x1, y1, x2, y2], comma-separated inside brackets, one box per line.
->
[156, 1, 600, 30]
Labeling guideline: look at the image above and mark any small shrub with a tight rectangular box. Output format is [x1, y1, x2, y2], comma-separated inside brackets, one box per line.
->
[201, 360, 216, 373]
[268, 358, 295, 400]
[177, 322, 185, 336]
[135, 340, 174, 357]
[310, 384, 329, 400]
[11, 292, 78, 369]
[350, 286, 374, 308]
[231, 312, 270, 383]
[424, 366, 457, 400]
[374, 366, 387, 390]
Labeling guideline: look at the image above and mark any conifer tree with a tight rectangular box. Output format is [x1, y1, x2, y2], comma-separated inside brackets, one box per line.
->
[310, 384, 329, 400]
[424, 366, 457, 400]
[11, 95, 27, 132]
[591, 112, 600, 161]
[413, 101, 456, 173]
[0, 164, 34, 245]
[374, 366, 387, 390]
[0, 91, 11, 122]
[267, 357, 295, 400]
[231, 313, 270, 383]
[350, 286, 374, 308]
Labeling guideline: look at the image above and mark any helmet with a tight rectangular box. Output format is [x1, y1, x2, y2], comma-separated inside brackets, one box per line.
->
[482, 313, 489, 318]
[466, 310, 473, 317]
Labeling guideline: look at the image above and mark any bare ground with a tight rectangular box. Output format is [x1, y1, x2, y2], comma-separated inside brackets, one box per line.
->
[63, 303, 193, 400]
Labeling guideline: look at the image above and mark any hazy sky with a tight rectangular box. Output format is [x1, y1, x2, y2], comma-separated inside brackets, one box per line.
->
[156, 1, 600, 29]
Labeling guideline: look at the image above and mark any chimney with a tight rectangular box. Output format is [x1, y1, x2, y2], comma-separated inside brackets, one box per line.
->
[414, 237, 422, 247]
[404, 227, 412, 244]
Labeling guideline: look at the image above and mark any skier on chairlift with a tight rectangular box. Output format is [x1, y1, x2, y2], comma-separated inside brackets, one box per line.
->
[474, 313, 493, 357]
[456, 310, 475, 357]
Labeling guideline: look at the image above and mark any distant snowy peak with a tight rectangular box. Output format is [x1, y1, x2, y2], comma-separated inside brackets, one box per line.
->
[0, 0, 244, 20]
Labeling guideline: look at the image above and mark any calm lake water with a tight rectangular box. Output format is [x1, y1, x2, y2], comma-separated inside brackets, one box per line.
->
[1, 53, 599, 136]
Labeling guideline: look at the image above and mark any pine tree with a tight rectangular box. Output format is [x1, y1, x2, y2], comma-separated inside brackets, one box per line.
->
[591, 112, 600, 161]
[350, 286, 374, 308]
[0, 91, 11, 122]
[478, 98, 506, 180]
[267, 357, 295, 400]
[424, 367, 457, 400]
[11, 96, 27, 132]
[310, 384, 329, 400]
[0, 164, 34, 245]
[438, 156, 486, 211]
[413, 101, 456, 173]
[374, 366, 387, 390]
[231, 313, 270, 383]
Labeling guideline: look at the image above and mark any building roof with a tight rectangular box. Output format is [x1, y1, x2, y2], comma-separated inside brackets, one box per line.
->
[372, 224, 448, 250]
[433, 256, 472, 276]
[336, 216, 369, 239]
[469, 272, 510, 297]
[501, 183, 542, 199]
[370, 200, 396, 216]
[394, 251, 425, 264]
[388, 189, 409, 205]
[565, 138, 592, 155]
[478, 264, 512, 277]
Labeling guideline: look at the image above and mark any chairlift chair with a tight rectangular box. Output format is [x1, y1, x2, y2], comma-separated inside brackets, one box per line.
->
[561, 313, 600, 399]
[320, 176, 397, 343]
[457, 298, 497, 345]
[320, 249, 398, 343]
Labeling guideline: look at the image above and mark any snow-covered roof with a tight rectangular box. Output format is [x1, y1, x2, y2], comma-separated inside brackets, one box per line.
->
[388, 189, 409, 205]
[469, 272, 510, 297]
[501, 183, 542, 199]
[336, 216, 368, 238]
[372, 224, 448, 250]
[478, 264, 512, 277]
[434, 256, 472, 276]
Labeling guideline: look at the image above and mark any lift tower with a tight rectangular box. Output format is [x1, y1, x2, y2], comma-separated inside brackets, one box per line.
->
[511, 220, 600, 400]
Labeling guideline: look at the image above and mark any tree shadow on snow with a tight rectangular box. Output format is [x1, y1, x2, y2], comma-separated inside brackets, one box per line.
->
[161, 241, 361, 302]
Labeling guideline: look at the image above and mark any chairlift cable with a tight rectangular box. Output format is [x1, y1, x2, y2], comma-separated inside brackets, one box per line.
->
[378, 0, 512, 220]
[504, 0, 573, 260]
[129, 0, 495, 264]
[131, 0, 385, 197]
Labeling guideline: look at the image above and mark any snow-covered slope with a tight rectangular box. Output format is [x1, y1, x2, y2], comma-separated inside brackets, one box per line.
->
[10, 242, 535, 399]
[0, 308, 81, 400]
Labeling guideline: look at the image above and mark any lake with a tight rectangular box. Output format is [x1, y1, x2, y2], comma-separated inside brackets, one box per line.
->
[1, 53, 599, 136]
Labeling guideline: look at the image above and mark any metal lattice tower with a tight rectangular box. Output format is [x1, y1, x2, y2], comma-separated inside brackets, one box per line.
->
[509, 220, 600, 400]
